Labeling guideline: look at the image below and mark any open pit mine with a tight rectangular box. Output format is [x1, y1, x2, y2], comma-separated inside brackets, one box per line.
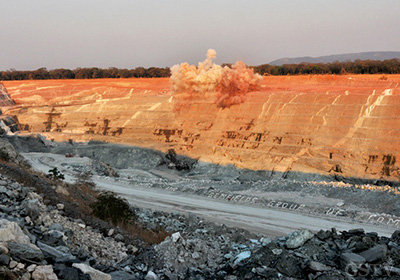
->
[2, 52, 400, 279]
[1, 73, 400, 183]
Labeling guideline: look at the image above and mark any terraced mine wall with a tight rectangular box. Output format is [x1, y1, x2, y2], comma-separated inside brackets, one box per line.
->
[2, 75, 400, 182]
[0, 83, 19, 133]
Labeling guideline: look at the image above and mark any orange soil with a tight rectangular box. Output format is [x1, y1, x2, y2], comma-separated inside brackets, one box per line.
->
[3, 74, 400, 181]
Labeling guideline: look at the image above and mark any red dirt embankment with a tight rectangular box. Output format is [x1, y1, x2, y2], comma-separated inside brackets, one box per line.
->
[2, 75, 400, 182]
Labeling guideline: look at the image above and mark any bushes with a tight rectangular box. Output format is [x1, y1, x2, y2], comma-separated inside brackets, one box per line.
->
[46, 167, 65, 180]
[90, 191, 135, 225]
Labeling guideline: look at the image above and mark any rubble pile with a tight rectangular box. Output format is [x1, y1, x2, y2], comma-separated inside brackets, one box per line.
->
[1, 168, 400, 279]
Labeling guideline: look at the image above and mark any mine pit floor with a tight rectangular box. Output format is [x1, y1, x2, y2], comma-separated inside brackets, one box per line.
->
[19, 143, 400, 237]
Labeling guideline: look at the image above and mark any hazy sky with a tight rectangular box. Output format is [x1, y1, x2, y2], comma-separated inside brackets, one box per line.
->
[1, 0, 399, 70]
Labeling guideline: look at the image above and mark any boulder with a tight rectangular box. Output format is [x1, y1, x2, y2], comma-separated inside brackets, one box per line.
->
[41, 230, 65, 246]
[72, 263, 111, 280]
[32, 265, 58, 280]
[0, 219, 31, 244]
[8, 242, 44, 263]
[286, 229, 314, 249]
[340, 252, 365, 269]
[36, 241, 74, 262]
[359, 245, 387, 263]
[144, 271, 159, 280]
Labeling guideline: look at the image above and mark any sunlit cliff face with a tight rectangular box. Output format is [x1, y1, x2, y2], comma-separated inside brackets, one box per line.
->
[2, 74, 400, 182]
[170, 49, 262, 111]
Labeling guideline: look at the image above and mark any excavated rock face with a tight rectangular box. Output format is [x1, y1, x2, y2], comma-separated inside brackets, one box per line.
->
[2, 75, 400, 182]
[0, 83, 18, 135]
[0, 83, 15, 107]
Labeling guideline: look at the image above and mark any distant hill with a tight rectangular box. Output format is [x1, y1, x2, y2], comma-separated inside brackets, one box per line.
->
[269, 51, 400, 66]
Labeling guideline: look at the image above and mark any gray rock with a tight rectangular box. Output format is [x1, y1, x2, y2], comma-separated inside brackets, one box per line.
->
[392, 230, 400, 241]
[54, 263, 85, 280]
[233, 251, 251, 267]
[114, 233, 124, 242]
[24, 199, 41, 221]
[192, 251, 200, 259]
[37, 241, 73, 262]
[8, 242, 44, 263]
[0, 253, 10, 266]
[171, 232, 181, 243]
[309, 261, 331, 271]
[144, 271, 159, 280]
[340, 252, 365, 269]
[316, 230, 331, 240]
[42, 230, 65, 246]
[49, 223, 64, 232]
[32, 265, 58, 280]
[348, 228, 365, 235]
[272, 248, 283, 255]
[276, 254, 302, 278]
[286, 229, 314, 249]
[0, 185, 14, 197]
[109, 271, 136, 280]
[127, 245, 138, 254]
[0, 205, 14, 214]
[73, 263, 112, 280]
[260, 237, 272, 246]
[383, 266, 400, 276]
[359, 245, 387, 263]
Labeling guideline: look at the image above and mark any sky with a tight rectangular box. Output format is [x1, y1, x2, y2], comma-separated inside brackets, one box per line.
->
[1, 0, 400, 70]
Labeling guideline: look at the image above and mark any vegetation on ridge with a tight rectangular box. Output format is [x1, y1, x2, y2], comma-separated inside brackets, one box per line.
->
[1, 59, 400, 81]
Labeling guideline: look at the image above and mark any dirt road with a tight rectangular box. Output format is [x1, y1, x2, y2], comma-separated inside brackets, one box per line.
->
[22, 152, 395, 237]
[92, 178, 394, 237]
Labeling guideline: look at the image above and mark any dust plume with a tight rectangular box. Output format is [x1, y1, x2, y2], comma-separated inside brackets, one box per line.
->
[170, 49, 262, 110]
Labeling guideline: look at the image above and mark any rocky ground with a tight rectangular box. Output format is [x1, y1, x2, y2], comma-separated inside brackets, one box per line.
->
[1, 134, 400, 279]
[2, 170, 400, 280]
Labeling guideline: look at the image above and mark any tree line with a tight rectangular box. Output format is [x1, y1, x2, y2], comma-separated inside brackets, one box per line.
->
[252, 59, 400, 76]
[1, 59, 400, 81]
[0, 67, 171, 80]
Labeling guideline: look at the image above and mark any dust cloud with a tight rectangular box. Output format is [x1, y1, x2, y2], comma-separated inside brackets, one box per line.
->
[170, 49, 262, 110]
